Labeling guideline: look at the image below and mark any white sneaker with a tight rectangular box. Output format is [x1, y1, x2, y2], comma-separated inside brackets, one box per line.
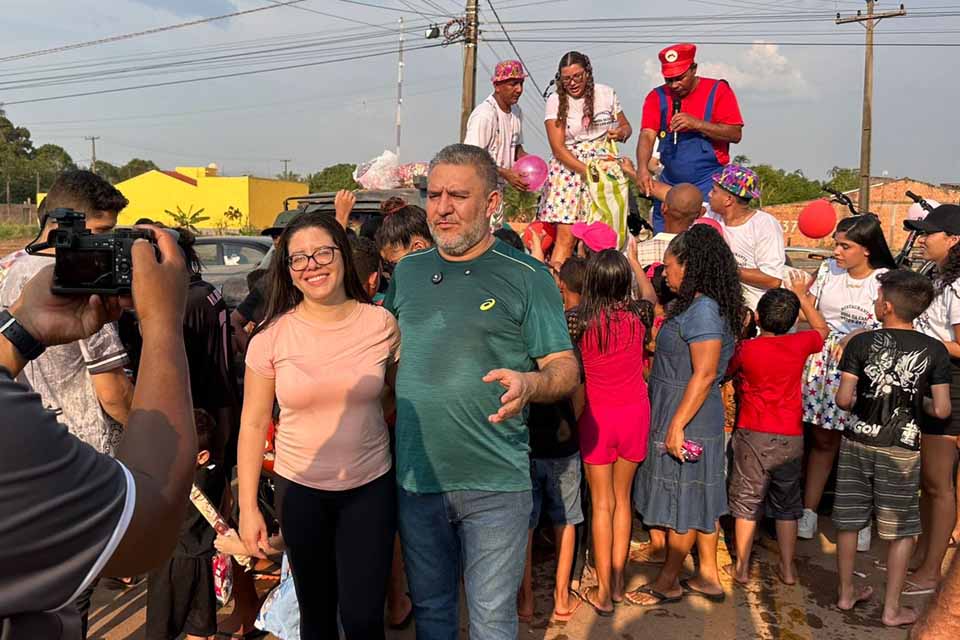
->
[857, 526, 872, 552]
[798, 508, 818, 540]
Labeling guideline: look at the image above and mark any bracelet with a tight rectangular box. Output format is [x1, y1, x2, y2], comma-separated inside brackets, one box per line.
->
[0, 309, 45, 361]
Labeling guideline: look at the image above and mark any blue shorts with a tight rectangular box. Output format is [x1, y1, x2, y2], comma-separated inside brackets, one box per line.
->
[530, 453, 584, 529]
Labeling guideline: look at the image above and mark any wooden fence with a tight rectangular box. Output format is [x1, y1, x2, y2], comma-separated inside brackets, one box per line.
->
[0, 204, 35, 225]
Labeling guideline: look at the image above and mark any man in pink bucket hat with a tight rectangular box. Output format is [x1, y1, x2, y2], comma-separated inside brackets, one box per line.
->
[464, 60, 531, 193]
[705, 163, 785, 311]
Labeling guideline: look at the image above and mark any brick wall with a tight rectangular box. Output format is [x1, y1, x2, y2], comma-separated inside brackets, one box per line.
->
[764, 180, 960, 252]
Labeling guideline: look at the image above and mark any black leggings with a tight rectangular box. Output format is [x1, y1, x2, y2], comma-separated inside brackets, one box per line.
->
[275, 469, 396, 640]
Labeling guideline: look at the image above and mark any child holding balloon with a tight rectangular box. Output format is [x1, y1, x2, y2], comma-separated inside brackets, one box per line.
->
[795, 215, 898, 545]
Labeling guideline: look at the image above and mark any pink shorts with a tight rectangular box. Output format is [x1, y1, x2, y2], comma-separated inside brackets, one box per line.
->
[578, 402, 650, 465]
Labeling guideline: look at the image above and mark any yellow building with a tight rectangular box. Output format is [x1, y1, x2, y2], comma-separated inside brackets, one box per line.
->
[108, 164, 307, 230]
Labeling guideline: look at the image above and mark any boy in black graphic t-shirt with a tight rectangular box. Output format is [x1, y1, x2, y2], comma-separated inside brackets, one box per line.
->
[834, 270, 952, 628]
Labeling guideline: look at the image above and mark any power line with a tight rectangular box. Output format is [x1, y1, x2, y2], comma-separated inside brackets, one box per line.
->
[0, 40, 456, 107]
[0, 0, 309, 64]
[263, 0, 413, 31]
[0, 30, 432, 92]
[330, 0, 449, 15]
[482, 0, 544, 99]
[484, 37, 960, 46]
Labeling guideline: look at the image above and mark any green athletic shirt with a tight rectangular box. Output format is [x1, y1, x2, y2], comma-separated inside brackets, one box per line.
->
[384, 239, 573, 493]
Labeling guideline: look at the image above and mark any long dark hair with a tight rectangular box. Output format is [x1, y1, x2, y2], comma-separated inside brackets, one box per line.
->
[665, 225, 747, 339]
[934, 243, 960, 292]
[554, 51, 595, 129]
[574, 249, 652, 353]
[254, 213, 371, 337]
[834, 215, 897, 270]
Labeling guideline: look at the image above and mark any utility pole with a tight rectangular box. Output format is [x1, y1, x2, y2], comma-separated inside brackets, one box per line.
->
[396, 16, 404, 159]
[84, 136, 100, 174]
[836, 1, 905, 215]
[281, 159, 291, 179]
[459, 0, 479, 141]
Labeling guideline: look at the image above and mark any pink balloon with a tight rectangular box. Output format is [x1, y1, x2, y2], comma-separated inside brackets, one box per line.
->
[513, 155, 549, 192]
[798, 199, 837, 239]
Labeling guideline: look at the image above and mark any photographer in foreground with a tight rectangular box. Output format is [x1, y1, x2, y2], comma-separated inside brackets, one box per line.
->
[0, 228, 196, 639]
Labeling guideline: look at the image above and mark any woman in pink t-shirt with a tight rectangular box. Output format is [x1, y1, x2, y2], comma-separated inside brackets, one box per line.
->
[237, 213, 399, 639]
[574, 250, 654, 615]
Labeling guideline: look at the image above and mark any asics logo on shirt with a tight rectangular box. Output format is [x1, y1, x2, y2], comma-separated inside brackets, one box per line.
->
[480, 298, 497, 311]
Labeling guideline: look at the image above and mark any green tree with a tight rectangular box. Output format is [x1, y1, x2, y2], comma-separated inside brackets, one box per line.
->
[92, 160, 121, 184]
[0, 108, 33, 158]
[307, 163, 359, 193]
[119, 158, 159, 180]
[823, 166, 859, 193]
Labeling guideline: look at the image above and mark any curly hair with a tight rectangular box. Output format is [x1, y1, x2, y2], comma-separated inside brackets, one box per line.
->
[665, 224, 746, 339]
[935, 242, 960, 293]
[574, 249, 653, 353]
[554, 51, 594, 130]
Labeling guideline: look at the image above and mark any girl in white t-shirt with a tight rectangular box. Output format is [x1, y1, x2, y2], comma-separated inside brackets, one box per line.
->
[903, 215, 960, 594]
[797, 215, 896, 541]
[538, 51, 632, 268]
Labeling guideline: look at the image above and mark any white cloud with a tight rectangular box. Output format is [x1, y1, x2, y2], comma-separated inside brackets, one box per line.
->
[643, 42, 812, 99]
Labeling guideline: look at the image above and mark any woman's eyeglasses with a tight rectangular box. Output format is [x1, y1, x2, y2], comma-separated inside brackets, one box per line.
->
[288, 247, 339, 271]
[560, 71, 586, 86]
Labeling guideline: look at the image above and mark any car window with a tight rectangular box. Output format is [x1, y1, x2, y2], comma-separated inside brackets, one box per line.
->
[222, 243, 268, 266]
[195, 243, 220, 267]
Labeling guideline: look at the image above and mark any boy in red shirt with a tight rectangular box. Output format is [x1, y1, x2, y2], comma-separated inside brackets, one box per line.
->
[723, 280, 827, 586]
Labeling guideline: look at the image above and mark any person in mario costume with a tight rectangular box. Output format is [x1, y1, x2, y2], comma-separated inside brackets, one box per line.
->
[635, 43, 745, 233]
[464, 59, 530, 193]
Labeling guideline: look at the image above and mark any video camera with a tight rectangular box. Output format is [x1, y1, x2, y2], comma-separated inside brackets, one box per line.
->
[25, 208, 160, 295]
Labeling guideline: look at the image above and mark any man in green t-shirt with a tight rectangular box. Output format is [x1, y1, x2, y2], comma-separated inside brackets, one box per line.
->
[384, 144, 577, 639]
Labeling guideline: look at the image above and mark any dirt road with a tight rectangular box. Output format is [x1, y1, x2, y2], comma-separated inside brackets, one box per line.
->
[89, 515, 946, 639]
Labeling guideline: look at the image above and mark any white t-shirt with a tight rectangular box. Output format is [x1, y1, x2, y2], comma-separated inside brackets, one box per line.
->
[915, 278, 960, 344]
[811, 259, 886, 335]
[463, 94, 523, 169]
[708, 209, 785, 310]
[544, 83, 622, 146]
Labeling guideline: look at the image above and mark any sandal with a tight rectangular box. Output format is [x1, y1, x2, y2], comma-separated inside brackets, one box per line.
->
[578, 586, 614, 617]
[624, 585, 683, 607]
[680, 578, 726, 603]
[901, 580, 936, 596]
[552, 596, 582, 621]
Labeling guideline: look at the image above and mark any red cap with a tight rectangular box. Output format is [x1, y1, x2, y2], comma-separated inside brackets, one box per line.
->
[659, 43, 696, 78]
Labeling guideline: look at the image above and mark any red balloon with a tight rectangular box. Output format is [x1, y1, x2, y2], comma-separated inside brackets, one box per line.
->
[523, 220, 556, 252]
[798, 199, 837, 239]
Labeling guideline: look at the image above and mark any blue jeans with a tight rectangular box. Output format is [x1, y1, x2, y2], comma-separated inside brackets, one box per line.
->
[398, 488, 532, 640]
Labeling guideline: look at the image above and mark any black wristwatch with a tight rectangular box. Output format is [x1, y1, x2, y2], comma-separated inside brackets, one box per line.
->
[0, 310, 45, 361]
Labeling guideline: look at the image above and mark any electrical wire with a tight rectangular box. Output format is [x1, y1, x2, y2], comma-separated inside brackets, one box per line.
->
[330, 0, 449, 15]
[0, 40, 457, 107]
[0, 30, 432, 91]
[485, 37, 960, 46]
[482, 1, 545, 99]
[0, 0, 310, 64]
[264, 0, 415, 31]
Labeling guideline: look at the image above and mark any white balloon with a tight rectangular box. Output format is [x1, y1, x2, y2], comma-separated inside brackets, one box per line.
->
[908, 199, 940, 221]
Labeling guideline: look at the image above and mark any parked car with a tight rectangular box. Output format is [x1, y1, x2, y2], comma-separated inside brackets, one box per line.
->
[193, 235, 273, 307]
[785, 246, 832, 272]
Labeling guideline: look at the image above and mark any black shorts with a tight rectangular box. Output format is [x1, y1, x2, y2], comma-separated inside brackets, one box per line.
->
[145, 555, 217, 639]
[921, 360, 960, 436]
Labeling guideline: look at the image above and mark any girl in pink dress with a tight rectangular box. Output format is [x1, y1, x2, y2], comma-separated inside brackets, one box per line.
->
[574, 249, 654, 615]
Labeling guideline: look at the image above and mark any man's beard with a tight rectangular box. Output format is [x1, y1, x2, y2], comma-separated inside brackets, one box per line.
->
[430, 213, 490, 256]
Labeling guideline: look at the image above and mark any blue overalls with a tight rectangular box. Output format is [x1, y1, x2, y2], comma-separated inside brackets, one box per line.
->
[651, 79, 725, 233]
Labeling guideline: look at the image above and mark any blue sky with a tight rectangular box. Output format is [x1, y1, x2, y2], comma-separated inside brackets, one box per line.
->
[1, 0, 956, 184]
